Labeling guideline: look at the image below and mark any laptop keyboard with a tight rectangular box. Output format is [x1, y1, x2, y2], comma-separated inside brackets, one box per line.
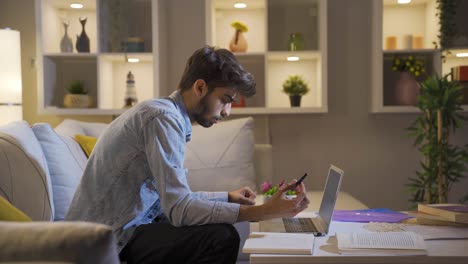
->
[283, 218, 319, 233]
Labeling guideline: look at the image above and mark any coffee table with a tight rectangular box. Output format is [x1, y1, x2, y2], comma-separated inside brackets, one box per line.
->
[246, 193, 468, 264]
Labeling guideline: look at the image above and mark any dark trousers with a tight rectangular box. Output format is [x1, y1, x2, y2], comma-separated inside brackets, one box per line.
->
[119, 223, 240, 264]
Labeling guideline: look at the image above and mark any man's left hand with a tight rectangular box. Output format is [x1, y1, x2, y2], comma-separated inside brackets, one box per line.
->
[228, 187, 256, 205]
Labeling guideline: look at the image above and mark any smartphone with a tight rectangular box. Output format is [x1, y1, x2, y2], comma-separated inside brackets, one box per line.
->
[295, 173, 308, 187]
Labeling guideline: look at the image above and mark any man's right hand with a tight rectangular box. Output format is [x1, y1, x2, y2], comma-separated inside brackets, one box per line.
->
[261, 180, 310, 219]
[237, 179, 310, 222]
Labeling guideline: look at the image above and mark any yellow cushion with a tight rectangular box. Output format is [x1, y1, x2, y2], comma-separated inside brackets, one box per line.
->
[0, 196, 32, 222]
[74, 134, 97, 158]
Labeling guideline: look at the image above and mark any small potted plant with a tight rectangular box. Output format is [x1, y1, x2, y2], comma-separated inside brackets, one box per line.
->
[282, 75, 309, 107]
[63, 80, 92, 108]
[260, 180, 297, 203]
[391, 55, 426, 105]
[229, 21, 248, 52]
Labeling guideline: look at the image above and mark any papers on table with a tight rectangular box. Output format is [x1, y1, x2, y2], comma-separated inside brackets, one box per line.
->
[242, 232, 315, 255]
[336, 232, 427, 256]
[401, 224, 468, 240]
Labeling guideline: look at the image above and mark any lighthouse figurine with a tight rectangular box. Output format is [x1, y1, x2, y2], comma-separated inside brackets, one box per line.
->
[124, 71, 138, 108]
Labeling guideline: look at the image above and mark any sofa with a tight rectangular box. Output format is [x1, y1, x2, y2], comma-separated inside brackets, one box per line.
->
[0, 117, 272, 263]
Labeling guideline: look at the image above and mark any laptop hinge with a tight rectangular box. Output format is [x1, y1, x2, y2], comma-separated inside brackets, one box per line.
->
[313, 216, 328, 234]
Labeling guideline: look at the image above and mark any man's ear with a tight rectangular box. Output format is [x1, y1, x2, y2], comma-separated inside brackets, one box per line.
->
[192, 79, 208, 97]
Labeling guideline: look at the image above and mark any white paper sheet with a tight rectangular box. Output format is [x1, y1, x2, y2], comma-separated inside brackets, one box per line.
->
[402, 225, 468, 240]
[337, 232, 427, 256]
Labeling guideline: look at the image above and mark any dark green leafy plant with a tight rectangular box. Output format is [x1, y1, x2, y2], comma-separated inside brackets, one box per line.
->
[282, 75, 309, 96]
[434, 0, 459, 61]
[407, 74, 468, 206]
[67, 80, 88, 94]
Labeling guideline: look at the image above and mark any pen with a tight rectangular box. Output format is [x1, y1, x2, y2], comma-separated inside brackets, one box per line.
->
[295, 173, 308, 187]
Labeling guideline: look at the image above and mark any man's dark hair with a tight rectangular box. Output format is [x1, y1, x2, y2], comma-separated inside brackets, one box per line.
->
[178, 46, 256, 97]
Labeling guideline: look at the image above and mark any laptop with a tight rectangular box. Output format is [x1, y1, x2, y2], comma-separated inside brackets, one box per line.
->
[259, 165, 344, 236]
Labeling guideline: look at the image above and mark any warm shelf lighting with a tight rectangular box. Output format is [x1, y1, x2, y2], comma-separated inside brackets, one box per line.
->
[234, 2, 247, 8]
[127, 58, 140, 63]
[70, 3, 84, 9]
[287, 56, 300, 61]
[397, 0, 411, 4]
[456, 52, 468, 58]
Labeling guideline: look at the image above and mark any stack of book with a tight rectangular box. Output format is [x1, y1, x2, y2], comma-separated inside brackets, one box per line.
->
[409, 203, 468, 226]
[452, 65, 468, 104]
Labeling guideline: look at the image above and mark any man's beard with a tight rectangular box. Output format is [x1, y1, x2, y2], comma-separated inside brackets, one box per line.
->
[193, 92, 221, 128]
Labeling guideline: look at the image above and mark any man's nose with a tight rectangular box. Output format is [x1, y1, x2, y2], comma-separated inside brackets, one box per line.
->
[221, 103, 232, 118]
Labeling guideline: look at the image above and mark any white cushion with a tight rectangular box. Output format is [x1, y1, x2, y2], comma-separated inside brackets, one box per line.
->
[55, 119, 109, 138]
[185, 117, 256, 192]
[32, 123, 87, 221]
[0, 121, 54, 221]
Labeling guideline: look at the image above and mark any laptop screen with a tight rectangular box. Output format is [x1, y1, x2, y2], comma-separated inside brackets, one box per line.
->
[317, 165, 344, 233]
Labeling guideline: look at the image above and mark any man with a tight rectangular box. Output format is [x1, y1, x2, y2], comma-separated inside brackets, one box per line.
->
[66, 46, 310, 263]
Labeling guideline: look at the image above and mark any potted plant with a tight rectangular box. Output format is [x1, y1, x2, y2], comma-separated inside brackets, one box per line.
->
[64, 80, 92, 108]
[407, 74, 468, 206]
[282, 75, 309, 107]
[229, 21, 248, 52]
[434, 0, 460, 61]
[391, 54, 426, 105]
[260, 180, 296, 203]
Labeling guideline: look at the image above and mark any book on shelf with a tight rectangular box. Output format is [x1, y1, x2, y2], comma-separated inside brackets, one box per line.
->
[407, 211, 468, 227]
[452, 65, 468, 81]
[336, 232, 427, 256]
[242, 232, 314, 255]
[417, 203, 468, 224]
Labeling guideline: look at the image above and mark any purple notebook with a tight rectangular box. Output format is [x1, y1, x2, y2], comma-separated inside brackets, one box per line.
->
[332, 208, 411, 223]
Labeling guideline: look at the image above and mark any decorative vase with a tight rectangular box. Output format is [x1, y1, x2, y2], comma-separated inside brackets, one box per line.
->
[64, 94, 92, 108]
[289, 95, 302, 107]
[288, 33, 304, 51]
[229, 30, 248, 52]
[60, 21, 73, 53]
[76, 17, 90, 53]
[394, 72, 419, 105]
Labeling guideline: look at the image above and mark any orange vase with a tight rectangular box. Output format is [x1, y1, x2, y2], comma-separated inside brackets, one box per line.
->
[229, 30, 248, 52]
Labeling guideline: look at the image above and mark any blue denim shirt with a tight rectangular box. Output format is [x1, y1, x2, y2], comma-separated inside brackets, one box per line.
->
[66, 91, 240, 252]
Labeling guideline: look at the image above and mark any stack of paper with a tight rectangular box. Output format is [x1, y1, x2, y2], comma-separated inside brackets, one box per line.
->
[242, 232, 315, 255]
[336, 232, 427, 256]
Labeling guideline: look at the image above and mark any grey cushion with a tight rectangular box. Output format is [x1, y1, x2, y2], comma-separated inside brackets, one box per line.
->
[0, 221, 119, 264]
[0, 121, 54, 221]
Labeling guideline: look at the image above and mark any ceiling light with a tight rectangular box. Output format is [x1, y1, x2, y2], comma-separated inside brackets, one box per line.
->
[127, 58, 140, 63]
[456, 52, 468, 58]
[70, 3, 84, 9]
[397, 0, 411, 4]
[234, 2, 247, 8]
[287, 56, 300, 61]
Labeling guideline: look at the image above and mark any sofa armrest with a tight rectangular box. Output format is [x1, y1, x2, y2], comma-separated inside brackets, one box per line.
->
[0, 221, 119, 264]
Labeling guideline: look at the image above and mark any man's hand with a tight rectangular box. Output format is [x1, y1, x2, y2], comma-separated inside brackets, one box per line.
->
[228, 187, 256, 205]
[261, 180, 310, 219]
